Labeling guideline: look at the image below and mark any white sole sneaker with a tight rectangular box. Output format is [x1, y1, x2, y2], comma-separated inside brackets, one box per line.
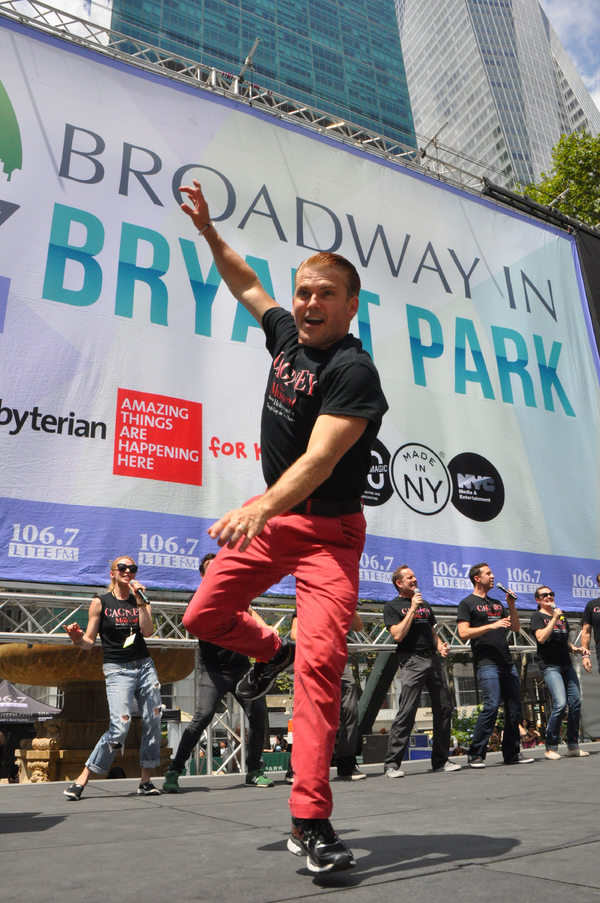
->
[431, 761, 462, 773]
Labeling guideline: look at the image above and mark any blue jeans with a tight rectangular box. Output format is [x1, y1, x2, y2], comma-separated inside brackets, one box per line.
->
[469, 663, 522, 763]
[86, 657, 163, 774]
[541, 664, 581, 750]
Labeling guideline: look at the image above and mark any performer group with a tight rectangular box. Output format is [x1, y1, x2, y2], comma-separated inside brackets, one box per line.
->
[61, 180, 597, 876]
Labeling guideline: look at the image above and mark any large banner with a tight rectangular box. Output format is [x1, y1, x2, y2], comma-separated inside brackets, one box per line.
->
[1, 17, 599, 608]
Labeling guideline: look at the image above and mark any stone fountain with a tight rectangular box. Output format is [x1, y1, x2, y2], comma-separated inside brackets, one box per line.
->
[0, 644, 194, 783]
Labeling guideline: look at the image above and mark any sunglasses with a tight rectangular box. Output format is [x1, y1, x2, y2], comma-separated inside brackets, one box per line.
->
[116, 563, 138, 574]
[538, 591, 555, 598]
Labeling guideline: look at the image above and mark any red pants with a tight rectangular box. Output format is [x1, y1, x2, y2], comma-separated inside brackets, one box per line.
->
[183, 506, 366, 819]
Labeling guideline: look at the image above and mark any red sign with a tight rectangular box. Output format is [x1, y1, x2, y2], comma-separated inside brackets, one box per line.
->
[113, 389, 202, 486]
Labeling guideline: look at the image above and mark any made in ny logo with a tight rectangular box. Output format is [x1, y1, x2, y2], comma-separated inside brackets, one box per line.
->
[391, 444, 505, 521]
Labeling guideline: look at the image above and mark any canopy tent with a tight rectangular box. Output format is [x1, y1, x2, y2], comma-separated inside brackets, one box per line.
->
[0, 679, 61, 723]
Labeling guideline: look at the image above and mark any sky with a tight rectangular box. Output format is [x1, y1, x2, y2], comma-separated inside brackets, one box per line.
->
[14, 0, 600, 115]
[539, 0, 600, 112]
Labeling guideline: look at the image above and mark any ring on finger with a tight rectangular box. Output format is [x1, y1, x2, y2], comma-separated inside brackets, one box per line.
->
[239, 523, 247, 533]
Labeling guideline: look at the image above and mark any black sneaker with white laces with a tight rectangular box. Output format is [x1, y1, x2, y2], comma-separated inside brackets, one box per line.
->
[236, 639, 295, 700]
[137, 781, 161, 795]
[287, 817, 356, 873]
[63, 783, 84, 800]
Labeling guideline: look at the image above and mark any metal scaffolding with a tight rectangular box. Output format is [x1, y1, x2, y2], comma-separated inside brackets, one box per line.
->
[0, 583, 545, 651]
[0, 0, 513, 191]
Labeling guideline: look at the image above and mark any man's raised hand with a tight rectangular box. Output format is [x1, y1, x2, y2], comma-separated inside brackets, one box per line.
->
[179, 179, 211, 231]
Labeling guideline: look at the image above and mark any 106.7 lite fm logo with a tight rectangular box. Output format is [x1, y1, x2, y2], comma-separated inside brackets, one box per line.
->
[364, 441, 504, 522]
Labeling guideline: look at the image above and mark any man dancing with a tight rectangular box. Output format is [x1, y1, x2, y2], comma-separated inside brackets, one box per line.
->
[179, 180, 388, 873]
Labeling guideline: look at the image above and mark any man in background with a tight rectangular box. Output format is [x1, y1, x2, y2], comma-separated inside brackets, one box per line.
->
[163, 553, 273, 791]
[457, 563, 533, 768]
[383, 565, 459, 778]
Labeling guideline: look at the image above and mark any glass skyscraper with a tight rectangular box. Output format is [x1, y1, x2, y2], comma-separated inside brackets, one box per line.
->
[396, 0, 600, 186]
[110, 0, 416, 148]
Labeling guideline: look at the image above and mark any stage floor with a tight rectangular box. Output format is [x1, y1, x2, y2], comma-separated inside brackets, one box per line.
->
[2, 745, 600, 903]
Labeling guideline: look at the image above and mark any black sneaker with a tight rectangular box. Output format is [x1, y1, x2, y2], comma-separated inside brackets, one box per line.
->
[63, 783, 84, 800]
[505, 754, 534, 765]
[137, 781, 161, 795]
[468, 756, 486, 769]
[284, 766, 294, 784]
[236, 639, 295, 700]
[337, 766, 366, 781]
[287, 817, 356, 873]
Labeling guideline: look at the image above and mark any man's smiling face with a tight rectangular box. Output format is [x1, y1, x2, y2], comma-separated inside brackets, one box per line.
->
[292, 264, 359, 350]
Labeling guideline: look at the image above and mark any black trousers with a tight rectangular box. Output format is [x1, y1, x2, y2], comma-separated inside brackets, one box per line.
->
[384, 654, 453, 771]
[334, 665, 359, 773]
[172, 665, 266, 773]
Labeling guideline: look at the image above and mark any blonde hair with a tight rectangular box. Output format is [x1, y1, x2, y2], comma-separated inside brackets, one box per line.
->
[295, 252, 361, 298]
[108, 555, 136, 594]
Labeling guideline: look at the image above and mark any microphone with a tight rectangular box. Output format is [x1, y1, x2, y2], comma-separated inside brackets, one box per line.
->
[496, 582, 517, 600]
[136, 587, 150, 605]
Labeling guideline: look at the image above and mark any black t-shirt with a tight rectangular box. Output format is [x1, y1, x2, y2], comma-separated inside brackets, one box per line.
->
[261, 307, 388, 501]
[98, 591, 149, 664]
[582, 597, 600, 659]
[530, 610, 571, 668]
[383, 596, 437, 656]
[457, 593, 512, 668]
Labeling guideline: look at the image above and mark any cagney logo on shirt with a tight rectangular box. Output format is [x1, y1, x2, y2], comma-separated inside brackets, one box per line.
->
[477, 604, 503, 616]
[268, 352, 319, 414]
[272, 353, 318, 397]
[105, 607, 138, 627]
[400, 605, 430, 621]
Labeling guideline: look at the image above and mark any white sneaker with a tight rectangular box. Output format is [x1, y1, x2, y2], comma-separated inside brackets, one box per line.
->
[545, 749, 561, 760]
[567, 748, 590, 757]
[384, 766, 405, 778]
[431, 760, 462, 773]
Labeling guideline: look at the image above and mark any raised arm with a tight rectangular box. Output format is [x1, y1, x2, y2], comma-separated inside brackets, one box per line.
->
[65, 597, 102, 651]
[506, 596, 520, 632]
[180, 180, 279, 325]
[534, 609, 561, 645]
[131, 580, 154, 638]
[387, 594, 420, 644]
[457, 616, 511, 641]
[209, 412, 369, 550]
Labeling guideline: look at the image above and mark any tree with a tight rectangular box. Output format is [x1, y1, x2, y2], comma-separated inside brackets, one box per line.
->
[523, 131, 600, 228]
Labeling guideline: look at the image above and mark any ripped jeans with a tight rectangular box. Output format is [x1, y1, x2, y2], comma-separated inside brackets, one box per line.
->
[86, 657, 162, 775]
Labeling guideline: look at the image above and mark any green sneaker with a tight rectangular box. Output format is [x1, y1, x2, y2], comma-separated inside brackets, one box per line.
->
[245, 769, 275, 788]
[162, 767, 181, 794]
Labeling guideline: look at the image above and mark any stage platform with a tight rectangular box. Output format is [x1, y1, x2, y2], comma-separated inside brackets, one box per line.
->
[2, 745, 600, 903]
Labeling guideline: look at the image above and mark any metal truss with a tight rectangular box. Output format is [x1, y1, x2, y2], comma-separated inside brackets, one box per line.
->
[0, 586, 548, 653]
[0, 0, 510, 192]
